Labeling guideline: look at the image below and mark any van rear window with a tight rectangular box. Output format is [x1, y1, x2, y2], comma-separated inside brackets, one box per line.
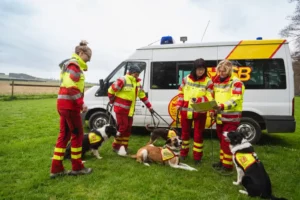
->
[150, 59, 286, 90]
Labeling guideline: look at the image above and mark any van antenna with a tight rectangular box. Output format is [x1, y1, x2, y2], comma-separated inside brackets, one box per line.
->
[148, 39, 160, 46]
[201, 20, 210, 42]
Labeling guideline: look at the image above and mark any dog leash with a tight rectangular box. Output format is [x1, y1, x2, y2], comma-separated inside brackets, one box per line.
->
[152, 110, 172, 128]
[106, 103, 113, 125]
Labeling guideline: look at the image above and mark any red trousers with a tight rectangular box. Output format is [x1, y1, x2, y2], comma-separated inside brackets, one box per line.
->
[112, 113, 133, 150]
[180, 113, 207, 161]
[51, 109, 84, 173]
[216, 123, 238, 169]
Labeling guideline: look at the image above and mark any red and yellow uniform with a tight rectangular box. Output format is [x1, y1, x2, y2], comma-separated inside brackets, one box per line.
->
[51, 53, 87, 174]
[108, 73, 152, 150]
[177, 74, 213, 161]
[213, 74, 245, 169]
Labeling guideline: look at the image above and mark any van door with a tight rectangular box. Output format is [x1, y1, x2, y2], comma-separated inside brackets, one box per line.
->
[146, 61, 194, 127]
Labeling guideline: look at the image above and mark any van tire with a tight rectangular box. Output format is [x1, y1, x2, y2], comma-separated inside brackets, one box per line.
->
[89, 111, 111, 130]
[237, 117, 261, 144]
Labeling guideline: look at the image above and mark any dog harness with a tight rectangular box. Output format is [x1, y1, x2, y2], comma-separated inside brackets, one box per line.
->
[88, 130, 104, 144]
[161, 147, 176, 161]
[234, 152, 259, 171]
[167, 130, 177, 138]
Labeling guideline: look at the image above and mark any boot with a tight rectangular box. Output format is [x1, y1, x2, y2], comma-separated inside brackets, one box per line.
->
[212, 161, 222, 170]
[69, 168, 93, 176]
[50, 169, 70, 179]
[194, 160, 201, 166]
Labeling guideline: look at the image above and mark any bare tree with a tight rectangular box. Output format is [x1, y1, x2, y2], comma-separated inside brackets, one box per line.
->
[280, 0, 300, 60]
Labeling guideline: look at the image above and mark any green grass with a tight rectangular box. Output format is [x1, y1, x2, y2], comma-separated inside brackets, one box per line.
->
[0, 98, 299, 200]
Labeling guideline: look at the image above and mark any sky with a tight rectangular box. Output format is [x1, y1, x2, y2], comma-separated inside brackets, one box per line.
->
[0, 0, 297, 83]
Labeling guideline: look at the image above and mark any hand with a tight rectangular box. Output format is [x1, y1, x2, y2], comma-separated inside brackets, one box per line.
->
[149, 107, 154, 114]
[209, 111, 215, 119]
[82, 104, 88, 113]
[176, 106, 182, 111]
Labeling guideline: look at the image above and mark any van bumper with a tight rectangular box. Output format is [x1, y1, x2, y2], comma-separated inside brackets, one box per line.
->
[263, 115, 296, 133]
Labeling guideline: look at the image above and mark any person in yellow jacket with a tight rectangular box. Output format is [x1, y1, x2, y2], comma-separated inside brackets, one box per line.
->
[176, 58, 213, 165]
[211, 60, 245, 172]
[108, 65, 154, 154]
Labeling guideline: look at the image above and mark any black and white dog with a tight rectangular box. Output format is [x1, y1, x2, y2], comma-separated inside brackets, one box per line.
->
[224, 131, 286, 200]
[64, 124, 120, 160]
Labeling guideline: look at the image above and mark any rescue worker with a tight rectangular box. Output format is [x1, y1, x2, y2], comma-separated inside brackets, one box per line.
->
[50, 40, 92, 178]
[176, 58, 213, 165]
[108, 64, 154, 154]
[210, 60, 245, 172]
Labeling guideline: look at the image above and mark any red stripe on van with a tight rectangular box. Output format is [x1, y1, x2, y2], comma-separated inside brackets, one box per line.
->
[269, 40, 286, 58]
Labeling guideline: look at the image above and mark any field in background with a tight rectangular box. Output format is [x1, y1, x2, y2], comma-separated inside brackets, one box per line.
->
[0, 98, 299, 199]
[0, 80, 95, 95]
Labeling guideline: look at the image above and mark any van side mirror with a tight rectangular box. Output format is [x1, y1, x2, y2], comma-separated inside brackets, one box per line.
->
[99, 79, 104, 90]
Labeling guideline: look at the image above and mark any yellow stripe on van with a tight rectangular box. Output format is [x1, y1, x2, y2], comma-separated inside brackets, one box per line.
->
[226, 39, 286, 59]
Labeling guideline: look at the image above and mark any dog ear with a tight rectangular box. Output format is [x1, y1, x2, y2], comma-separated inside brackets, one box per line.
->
[165, 138, 172, 145]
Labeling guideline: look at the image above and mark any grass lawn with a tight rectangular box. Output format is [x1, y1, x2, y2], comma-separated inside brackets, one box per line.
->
[0, 98, 299, 200]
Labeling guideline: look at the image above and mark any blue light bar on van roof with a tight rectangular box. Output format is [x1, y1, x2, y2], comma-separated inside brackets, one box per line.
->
[256, 37, 263, 40]
[161, 36, 174, 45]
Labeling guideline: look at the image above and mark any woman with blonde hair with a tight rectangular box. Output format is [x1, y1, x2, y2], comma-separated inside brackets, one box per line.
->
[211, 59, 245, 172]
[50, 40, 93, 178]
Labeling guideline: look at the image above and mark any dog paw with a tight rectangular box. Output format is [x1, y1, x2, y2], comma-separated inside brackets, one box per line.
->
[233, 181, 240, 185]
[143, 163, 150, 167]
[97, 157, 103, 159]
[239, 190, 248, 195]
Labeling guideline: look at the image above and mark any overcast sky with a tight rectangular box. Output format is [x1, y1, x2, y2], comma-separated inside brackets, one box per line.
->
[0, 0, 297, 83]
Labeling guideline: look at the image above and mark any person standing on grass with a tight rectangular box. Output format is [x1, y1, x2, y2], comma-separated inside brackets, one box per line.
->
[176, 58, 214, 165]
[50, 40, 92, 178]
[108, 64, 154, 155]
[210, 60, 245, 172]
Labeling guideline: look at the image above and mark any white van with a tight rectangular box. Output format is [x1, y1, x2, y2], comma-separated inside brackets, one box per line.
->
[82, 38, 296, 143]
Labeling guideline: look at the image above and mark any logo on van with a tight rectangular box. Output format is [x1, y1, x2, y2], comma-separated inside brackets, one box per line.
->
[207, 66, 252, 82]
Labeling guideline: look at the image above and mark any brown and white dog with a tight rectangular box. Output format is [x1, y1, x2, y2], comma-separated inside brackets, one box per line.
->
[131, 137, 197, 171]
[145, 124, 180, 145]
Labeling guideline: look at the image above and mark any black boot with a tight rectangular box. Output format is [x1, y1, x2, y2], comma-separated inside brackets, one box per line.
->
[212, 161, 222, 170]
[194, 160, 201, 166]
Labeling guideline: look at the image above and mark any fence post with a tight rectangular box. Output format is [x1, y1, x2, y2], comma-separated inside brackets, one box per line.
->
[11, 80, 14, 98]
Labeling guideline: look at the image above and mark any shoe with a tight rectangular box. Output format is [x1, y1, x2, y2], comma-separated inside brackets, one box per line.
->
[69, 168, 93, 176]
[50, 169, 70, 179]
[220, 166, 233, 172]
[212, 162, 222, 170]
[180, 156, 187, 161]
[112, 148, 119, 153]
[194, 160, 201, 166]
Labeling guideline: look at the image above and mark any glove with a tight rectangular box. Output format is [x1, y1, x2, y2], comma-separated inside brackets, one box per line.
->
[149, 107, 154, 114]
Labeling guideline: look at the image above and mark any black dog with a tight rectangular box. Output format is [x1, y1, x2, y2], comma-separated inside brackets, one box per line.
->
[65, 124, 120, 160]
[145, 124, 180, 145]
[224, 131, 286, 200]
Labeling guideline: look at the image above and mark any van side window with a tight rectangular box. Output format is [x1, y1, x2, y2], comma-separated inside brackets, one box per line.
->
[231, 59, 286, 89]
[151, 62, 177, 89]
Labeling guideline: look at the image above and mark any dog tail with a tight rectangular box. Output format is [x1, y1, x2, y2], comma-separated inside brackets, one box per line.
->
[145, 124, 155, 132]
[270, 195, 287, 200]
[130, 154, 137, 159]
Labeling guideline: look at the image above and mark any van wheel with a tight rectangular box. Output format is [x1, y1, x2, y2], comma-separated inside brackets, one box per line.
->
[237, 117, 261, 144]
[89, 111, 111, 130]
